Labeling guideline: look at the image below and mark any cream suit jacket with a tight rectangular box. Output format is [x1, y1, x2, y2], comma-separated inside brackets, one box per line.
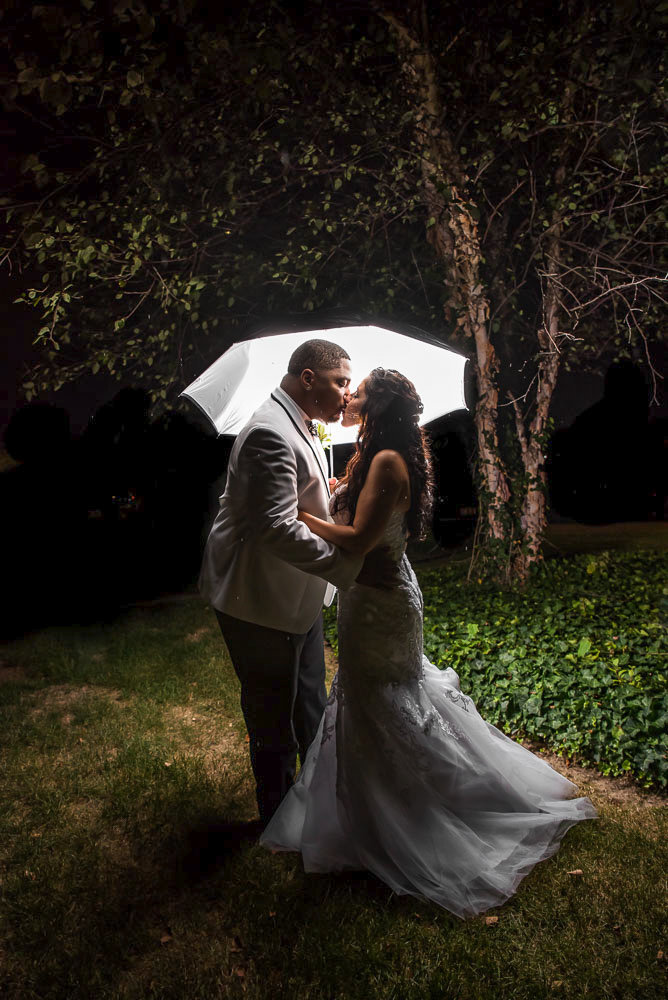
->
[199, 387, 362, 633]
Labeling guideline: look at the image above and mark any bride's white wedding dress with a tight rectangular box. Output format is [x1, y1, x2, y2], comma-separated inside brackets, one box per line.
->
[260, 498, 597, 918]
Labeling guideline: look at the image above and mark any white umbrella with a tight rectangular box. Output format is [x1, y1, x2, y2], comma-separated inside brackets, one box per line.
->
[181, 325, 468, 472]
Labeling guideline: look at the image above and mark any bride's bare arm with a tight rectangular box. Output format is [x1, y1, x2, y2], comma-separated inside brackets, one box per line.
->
[298, 450, 408, 555]
[297, 511, 357, 550]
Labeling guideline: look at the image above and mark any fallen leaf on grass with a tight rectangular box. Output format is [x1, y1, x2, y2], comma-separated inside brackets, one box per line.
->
[164, 761, 172, 767]
[551, 981, 563, 988]
[484, 916, 499, 926]
[30, 831, 42, 838]
[567, 869, 584, 876]
[657, 950, 664, 961]
[268, 911, 276, 917]
[233, 968, 245, 978]
[160, 933, 172, 944]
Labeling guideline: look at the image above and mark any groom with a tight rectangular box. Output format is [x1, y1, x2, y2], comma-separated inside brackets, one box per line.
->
[199, 339, 363, 825]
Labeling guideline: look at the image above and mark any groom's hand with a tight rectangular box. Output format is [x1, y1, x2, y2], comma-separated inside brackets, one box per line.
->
[355, 546, 401, 590]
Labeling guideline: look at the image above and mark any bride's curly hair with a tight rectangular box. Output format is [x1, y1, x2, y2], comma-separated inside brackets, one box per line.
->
[332, 368, 435, 539]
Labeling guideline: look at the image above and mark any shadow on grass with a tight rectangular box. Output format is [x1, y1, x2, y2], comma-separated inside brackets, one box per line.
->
[3, 758, 666, 1000]
[127, 804, 395, 907]
[7, 772, 432, 999]
[176, 814, 265, 879]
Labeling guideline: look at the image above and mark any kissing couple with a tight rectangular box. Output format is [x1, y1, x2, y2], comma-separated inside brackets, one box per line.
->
[199, 338, 595, 919]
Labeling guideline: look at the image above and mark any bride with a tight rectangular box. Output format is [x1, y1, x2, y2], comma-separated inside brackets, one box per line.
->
[260, 368, 596, 918]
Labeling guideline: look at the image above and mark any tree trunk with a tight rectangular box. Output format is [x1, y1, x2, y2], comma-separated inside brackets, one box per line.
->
[507, 59, 572, 582]
[511, 239, 563, 582]
[382, 8, 511, 552]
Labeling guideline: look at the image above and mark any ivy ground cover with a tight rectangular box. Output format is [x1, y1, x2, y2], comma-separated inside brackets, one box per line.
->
[326, 550, 666, 789]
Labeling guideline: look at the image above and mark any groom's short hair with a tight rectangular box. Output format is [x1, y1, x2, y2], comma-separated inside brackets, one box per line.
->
[287, 339, 350, 376]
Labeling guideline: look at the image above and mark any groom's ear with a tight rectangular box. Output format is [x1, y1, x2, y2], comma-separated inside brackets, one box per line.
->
[301, 368, 316, 391]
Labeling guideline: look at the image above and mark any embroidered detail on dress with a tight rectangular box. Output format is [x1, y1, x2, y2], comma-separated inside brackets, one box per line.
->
[443, 688, 471, 713]
[320, 673, 340, 746]
[399, 697, 466, 744]
[400, 702, 439, 736]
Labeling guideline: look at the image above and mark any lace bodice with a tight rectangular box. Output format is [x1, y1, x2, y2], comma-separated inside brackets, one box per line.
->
[375, 509, 408, 561]
[329, 486, 421, 690]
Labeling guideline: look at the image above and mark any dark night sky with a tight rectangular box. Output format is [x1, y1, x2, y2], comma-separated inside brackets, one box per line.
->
[0, 275, 119, 438]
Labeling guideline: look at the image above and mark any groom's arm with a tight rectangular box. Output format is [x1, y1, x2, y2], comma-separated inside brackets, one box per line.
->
[240, 425, 362, 589]
[298, 451, 403, 555]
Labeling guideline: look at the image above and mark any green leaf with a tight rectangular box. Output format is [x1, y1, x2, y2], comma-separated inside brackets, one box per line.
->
[577, 637, 592, 658]
[24, 231, 45, 248]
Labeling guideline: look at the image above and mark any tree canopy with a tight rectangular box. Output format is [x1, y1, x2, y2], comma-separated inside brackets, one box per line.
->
[3, 0, 666, 577]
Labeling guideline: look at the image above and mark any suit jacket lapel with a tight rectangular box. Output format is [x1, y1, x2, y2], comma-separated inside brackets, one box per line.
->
[309, 428, 331, 483]
[270, 392, 331, 497]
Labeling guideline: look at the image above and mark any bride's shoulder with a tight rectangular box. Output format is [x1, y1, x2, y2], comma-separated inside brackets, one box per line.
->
[370, 449, 408, 479]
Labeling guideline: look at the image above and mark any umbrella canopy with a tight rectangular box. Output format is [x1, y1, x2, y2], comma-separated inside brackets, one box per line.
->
[181, 325, 468, 446]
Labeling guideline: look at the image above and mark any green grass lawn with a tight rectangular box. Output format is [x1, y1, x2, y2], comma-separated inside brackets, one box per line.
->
[408, 520, 668, 566]
[544, 522, 668, 556]
[1, 574, 666, 999]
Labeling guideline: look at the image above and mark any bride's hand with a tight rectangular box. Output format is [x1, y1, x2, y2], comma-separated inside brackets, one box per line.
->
[328, 477, 338, 491]
[297, 510, 306, 522]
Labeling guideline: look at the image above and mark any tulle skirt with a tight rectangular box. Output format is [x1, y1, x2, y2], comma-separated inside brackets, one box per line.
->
[260, 657, 597, 919]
